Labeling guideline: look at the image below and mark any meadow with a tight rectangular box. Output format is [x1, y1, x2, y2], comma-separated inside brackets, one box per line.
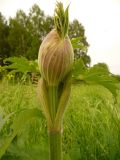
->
[0, 2, 120, 160]
[0, 79, 120, 160]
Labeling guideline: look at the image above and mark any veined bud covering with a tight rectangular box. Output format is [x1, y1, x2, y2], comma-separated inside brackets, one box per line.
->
[38, 2, 74, 85]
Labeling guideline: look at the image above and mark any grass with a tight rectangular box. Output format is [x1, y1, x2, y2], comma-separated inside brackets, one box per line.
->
[0, 80, 120, 160]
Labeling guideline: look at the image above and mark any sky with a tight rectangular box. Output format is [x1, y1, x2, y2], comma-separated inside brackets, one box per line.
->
[0, 0, 120, 74]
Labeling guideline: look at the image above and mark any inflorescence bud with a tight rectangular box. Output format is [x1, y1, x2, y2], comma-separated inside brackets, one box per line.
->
[38, 29, 73, 85]
[38, 2, 74, 86]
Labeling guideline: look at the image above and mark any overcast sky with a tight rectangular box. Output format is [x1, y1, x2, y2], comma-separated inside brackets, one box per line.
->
[0, 0, 120, 74]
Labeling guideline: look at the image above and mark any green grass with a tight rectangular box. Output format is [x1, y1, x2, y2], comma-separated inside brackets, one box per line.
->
[0, 80, 120, 160]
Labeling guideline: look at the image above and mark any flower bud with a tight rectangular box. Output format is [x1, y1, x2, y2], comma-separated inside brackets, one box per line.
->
[38, 29, 74, 85]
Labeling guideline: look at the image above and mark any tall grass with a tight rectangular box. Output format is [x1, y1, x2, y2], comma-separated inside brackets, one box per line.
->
[0, 80, 120, 160]
[64, 85, 120, 160]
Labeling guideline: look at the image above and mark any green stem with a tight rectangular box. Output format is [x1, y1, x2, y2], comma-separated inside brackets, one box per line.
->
[48, 86, 58, 122]
[48, 85, 62, 160]
[49, 130, 62, 160]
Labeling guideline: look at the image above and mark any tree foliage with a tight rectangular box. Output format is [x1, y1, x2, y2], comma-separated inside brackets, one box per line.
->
[69, 20, 89, 61]
[8, 10, 29, 58]
[0, 4, 89, 63]
[0, 13, 10, 64]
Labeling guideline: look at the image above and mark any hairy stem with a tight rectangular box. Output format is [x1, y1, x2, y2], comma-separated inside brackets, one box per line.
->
[49, 129, 62, 160]
[48, 85, 62, 159]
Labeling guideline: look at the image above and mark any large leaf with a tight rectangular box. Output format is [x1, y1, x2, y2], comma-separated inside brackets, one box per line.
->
[72, 63, 120, 99]
[3, 57, 39, 74]
[7, 143, 49, 160]
[85, 73, 118, 97]
[0, 108, 42, 159]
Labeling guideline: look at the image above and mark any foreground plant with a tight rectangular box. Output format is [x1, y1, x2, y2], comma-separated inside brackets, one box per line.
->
[38, 2, 74, 160]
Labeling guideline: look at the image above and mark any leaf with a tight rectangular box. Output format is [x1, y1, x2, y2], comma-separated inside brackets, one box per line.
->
[0, 108, 42, 159]
[86, 76, 119, 98]
[7, 143, 49, 160]
[72, 58, 86, 78]
[84, 67, 119, 99]
[4, 57, 39, 74]
[71, 37, 86, 50]
[72, 63, 120, 99]
[71, 37, 83, 44]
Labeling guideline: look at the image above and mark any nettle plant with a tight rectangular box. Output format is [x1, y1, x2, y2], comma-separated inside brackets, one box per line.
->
[0, 2, 119, 160]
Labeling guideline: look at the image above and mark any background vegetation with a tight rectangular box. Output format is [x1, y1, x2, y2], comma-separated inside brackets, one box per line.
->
[0, 80, 120, 160]
[0, 4, 89, 62]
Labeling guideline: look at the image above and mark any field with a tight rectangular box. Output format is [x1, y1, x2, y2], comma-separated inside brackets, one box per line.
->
[0, 79, 120, 160]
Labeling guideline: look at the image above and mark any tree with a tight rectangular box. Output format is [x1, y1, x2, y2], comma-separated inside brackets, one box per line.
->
[0, 12, 10, 65]
[24, 4, 45, 59]
[7, 5, 48, 60]
[69, 19, 90, 67]
[44, 16, 54, 34]
[8, 10, 29, 58]
[1, 4, 89, 62]
[69, 20, 89, 52]
[81, 54, 91, 67]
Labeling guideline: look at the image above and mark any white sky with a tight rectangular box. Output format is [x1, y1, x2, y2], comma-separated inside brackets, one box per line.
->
[0, 0, 120, 74]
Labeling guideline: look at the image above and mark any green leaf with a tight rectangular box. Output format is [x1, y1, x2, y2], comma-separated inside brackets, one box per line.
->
[71, 37, 83, 44]
[71, 37, 86, 50]
[85, 74, 119, 98]
[7, 143, 49, 160]
[0, 108, 42, 159]
[72, 63, 120, 99]
[84, 66, 119, 98]
[4, 57, 39, 74]
[72, 58, 86, 78]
